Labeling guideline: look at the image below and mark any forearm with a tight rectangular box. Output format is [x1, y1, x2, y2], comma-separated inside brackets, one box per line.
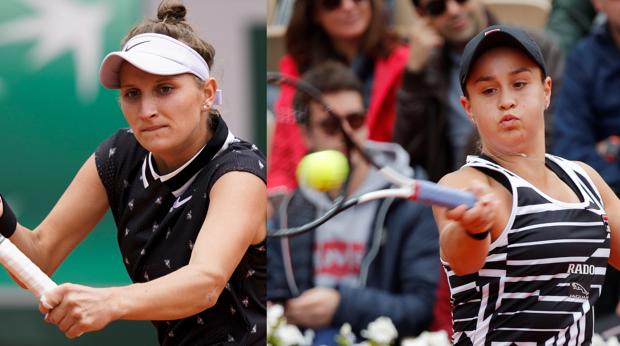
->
[111, 264, 226, 321]
[6, 224, 97, 285]
[41, 264, 228, 338]
[0, 196, 40, 266]
[9, 224, 48, 273]
[3, 155, 108, 277]
[440, 221, 490, 275]
[10, 214, 103, 277]
[1, 224, 44, 289]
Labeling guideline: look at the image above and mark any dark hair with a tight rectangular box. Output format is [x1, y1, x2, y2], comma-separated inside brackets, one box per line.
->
[294, 61, 364, 125]
[410, 0, 422, 7]
[123, 0, 219, 128]
[285, 0, 398, 73]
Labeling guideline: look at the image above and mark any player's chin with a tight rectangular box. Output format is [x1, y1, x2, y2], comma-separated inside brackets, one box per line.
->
[497, 139, 530, 155]
[138, 138, 173, 154]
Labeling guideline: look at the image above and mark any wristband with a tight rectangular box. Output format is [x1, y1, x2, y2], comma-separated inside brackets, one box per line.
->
[0, 194, 17, 238]
[466, 229, 490, 240]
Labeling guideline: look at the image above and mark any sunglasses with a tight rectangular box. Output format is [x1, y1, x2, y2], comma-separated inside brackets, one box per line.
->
[424, 0, 468, 17]
[319, 0, 366, 11]
[314, 112, 366, 136]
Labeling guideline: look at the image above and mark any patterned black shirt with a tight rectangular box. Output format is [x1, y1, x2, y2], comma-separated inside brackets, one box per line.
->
[94, 117, 266, 345]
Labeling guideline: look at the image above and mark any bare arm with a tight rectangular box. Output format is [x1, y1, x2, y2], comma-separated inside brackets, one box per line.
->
[432, 168, 502, 275]
[5, 155, 109, 276]
[42, 171, 267, 338]
[575, 162, 620, 270]
[114, 171, 266, 319]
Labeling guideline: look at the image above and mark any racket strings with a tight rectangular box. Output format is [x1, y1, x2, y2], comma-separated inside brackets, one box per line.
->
[266, 72, 415, 238]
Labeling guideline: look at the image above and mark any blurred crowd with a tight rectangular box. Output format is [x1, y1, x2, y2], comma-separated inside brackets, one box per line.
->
[266, 0, 620, 344]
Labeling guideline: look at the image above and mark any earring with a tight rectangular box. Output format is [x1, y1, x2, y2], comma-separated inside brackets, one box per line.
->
[202, 103, 209, 111]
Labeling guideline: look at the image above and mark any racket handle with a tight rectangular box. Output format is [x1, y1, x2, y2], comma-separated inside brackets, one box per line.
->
[0, 236, 57, 301]
[413, 181, 477, 209]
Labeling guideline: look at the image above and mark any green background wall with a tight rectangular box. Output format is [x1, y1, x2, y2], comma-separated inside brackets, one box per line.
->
[0, 0, 265, 344]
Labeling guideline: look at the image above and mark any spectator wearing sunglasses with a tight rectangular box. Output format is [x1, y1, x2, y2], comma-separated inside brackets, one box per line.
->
[393, 0, 565, 183]
[267, 0, 409, 194]
[267, 61, 440, 345]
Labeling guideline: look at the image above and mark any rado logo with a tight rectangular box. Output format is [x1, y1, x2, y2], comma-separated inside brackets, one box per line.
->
[567, 263, 596, 275]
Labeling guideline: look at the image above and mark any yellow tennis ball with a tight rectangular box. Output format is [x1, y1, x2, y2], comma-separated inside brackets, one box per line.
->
[297, 150, 349, 192]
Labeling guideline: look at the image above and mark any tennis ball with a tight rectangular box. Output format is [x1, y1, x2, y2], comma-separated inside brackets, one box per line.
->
[297, 150, 349, 192]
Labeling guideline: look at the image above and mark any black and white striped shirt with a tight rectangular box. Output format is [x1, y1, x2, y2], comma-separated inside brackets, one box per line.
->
[444, 154, 610, 345]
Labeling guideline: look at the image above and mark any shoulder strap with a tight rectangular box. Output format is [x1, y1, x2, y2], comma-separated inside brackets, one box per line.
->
[544, 157, 584, 202]
[474, 154, 512, 193]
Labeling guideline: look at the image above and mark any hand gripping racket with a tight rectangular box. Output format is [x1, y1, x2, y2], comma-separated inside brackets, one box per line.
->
[0, 234, 57, 308]
[267, 72, 476, 238]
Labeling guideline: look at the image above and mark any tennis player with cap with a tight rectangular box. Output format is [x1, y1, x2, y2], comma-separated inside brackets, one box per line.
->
[433, 24, 620, 344]
[0, 1, 266, 345]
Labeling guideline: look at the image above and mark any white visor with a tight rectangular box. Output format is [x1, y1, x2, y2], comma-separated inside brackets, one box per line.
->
[99, 33, 210, 89]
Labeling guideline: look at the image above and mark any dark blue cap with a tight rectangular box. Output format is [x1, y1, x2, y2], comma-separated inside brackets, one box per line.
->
[460, 25, 547, 94]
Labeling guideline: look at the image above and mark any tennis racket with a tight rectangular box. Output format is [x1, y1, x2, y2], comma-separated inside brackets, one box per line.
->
[0, 234, 57, 308]
[267, 71, 476, 238]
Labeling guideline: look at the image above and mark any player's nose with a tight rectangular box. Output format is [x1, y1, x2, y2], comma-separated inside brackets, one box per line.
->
[138, 98, 158, 119]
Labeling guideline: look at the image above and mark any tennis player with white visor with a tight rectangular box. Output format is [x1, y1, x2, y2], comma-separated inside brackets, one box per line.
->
[0, 1, 266, 345]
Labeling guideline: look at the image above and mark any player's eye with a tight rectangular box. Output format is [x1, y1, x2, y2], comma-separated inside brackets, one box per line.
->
[481, 87, 497, 96]
[123, 89, 140, 99]
[158, 85, 174, 95]
[513, 81, 527, 89]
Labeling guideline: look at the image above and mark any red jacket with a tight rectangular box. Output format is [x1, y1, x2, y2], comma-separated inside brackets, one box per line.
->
[268, 45, 409, 191]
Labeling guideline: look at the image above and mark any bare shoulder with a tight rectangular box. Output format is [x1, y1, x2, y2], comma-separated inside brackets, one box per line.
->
[573, 160, 598, 177]
[572, 160, 607, 187]
[212, 171, 266, 196]
[573, 160, 612, 193]
[438, 166, 491, 189]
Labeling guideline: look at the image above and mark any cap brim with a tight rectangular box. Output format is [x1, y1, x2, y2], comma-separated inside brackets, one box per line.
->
[99, 51, 193, 89]
[460, 26, 547, 93]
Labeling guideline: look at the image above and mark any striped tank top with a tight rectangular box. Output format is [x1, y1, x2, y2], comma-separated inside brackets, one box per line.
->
[443, 154, 610, 345]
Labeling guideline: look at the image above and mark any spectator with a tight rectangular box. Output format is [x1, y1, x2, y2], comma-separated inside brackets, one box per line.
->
[546, 0, 598, 55]
[267, 61, 439, 345]
[268, 0, 409, 192]
[393, 0, 564, 182]
[554, 0, 620, 194]
[268, 0, 398, 26]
